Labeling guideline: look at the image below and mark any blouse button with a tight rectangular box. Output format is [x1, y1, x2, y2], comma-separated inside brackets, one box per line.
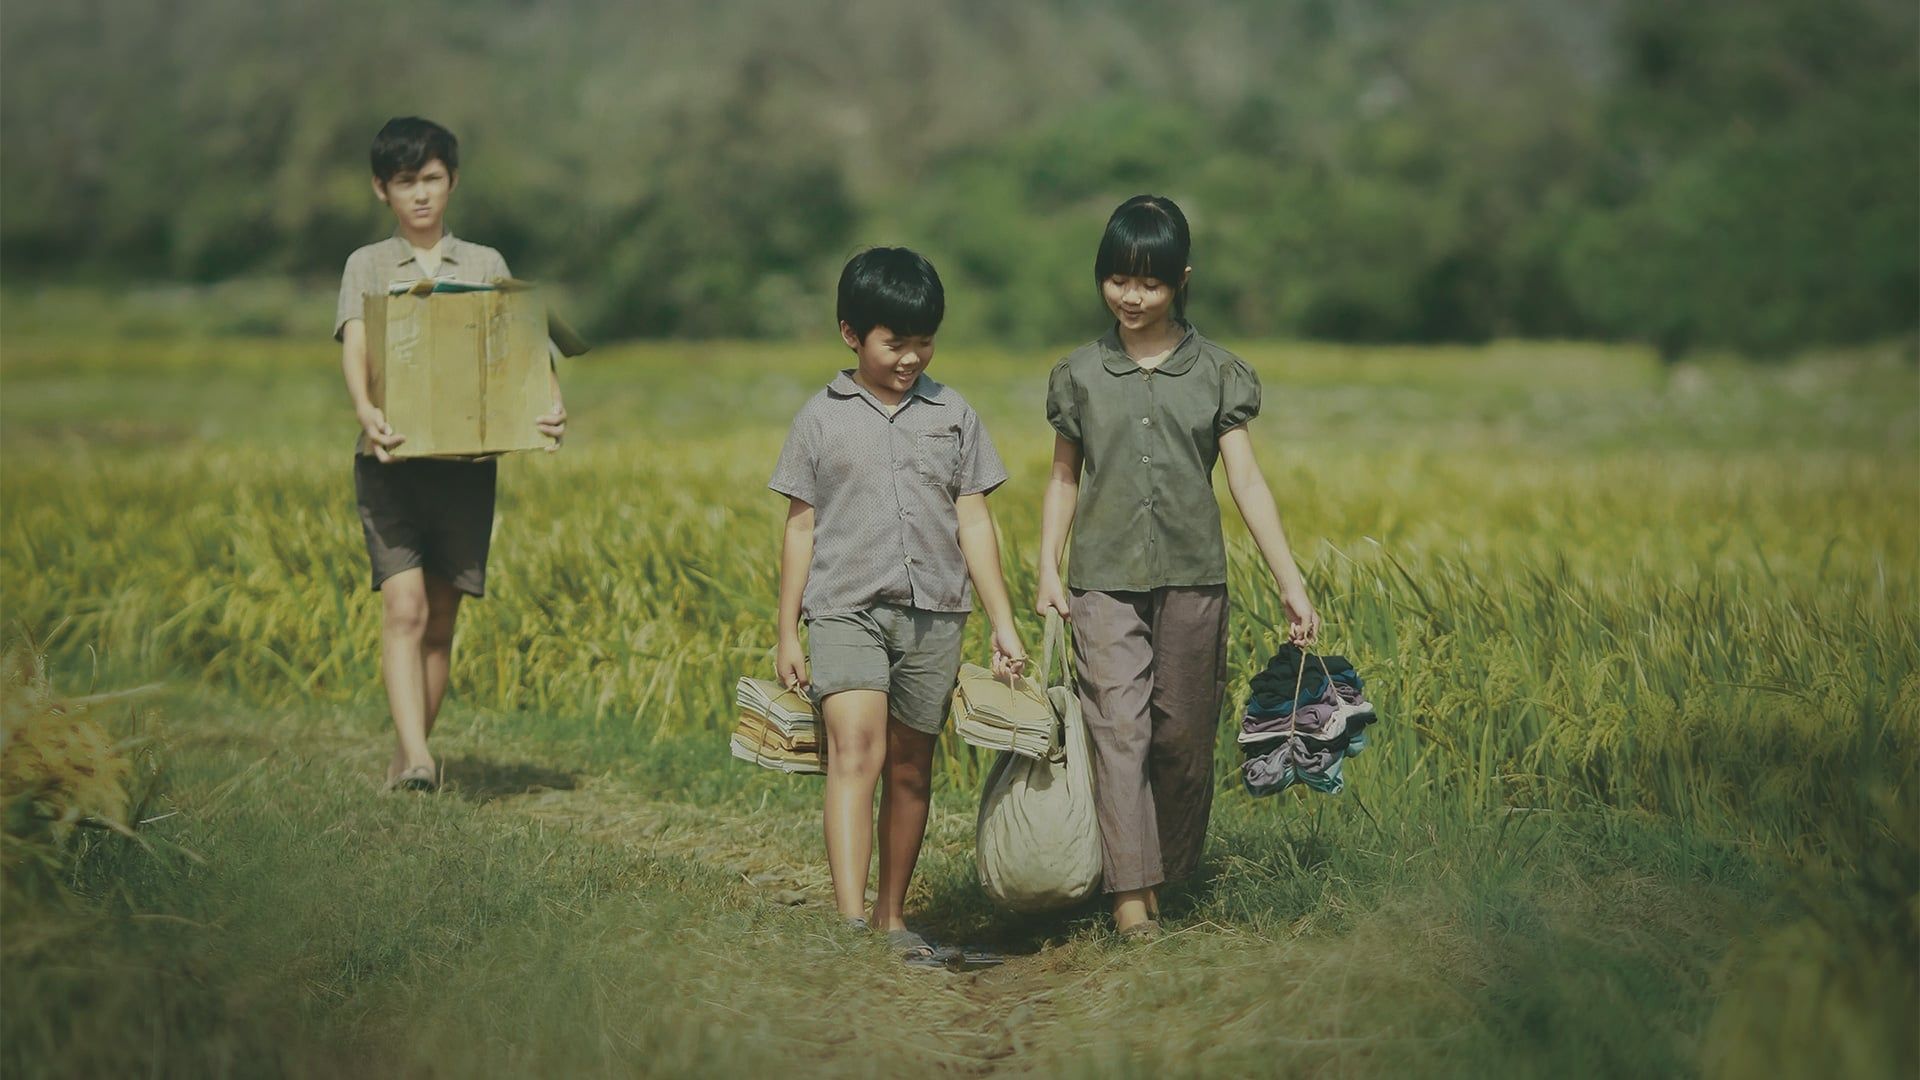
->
[1141, 455, 1151, 464]
[1141, 417, 1152, 426]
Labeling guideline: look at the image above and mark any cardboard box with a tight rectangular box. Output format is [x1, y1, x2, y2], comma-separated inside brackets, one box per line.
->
[364, 280, 557, 458]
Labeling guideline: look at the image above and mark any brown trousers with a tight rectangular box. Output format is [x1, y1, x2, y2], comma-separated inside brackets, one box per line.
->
[1069, 585, 1229, 893]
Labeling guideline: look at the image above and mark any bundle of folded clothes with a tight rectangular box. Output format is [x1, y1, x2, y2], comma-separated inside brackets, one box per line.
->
[950, 664, 1059, 761]
[1239, 645, 1379, 797]
[730, 677, 825, 774]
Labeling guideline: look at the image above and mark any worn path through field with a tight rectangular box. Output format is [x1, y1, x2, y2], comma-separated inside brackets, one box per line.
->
[475, 762, 1093, 1069]
[142, 695, 1407, 1076]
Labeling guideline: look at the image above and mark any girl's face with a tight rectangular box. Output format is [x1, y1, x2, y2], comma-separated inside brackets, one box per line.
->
[1102, 269, 1189, 333]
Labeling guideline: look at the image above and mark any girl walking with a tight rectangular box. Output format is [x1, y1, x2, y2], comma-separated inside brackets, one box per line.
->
[1034, 194, 1318, 937]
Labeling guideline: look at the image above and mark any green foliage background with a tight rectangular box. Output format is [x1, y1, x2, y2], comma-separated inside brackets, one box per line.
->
[3, 0, 1914, 353]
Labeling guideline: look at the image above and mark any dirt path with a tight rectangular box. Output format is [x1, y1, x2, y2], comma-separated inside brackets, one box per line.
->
[483, 771, 1085, 1072]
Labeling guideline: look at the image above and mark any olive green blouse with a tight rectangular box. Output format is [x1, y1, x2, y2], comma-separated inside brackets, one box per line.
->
[1046, 323, 1262, 593]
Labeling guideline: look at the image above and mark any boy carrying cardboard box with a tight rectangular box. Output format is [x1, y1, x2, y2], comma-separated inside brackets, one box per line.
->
[334, 117, 567, 792]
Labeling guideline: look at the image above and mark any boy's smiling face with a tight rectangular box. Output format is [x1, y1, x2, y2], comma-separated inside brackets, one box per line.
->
[841, 322, 934, 402]
[373, 158, 456, 236]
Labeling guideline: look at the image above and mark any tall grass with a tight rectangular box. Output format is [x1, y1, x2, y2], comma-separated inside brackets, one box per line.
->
[2, 331, 1915, 1076]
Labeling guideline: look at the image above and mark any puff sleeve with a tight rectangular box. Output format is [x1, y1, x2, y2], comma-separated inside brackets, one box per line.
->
[1045, 360, 1081, 443]
[1216, 358, 1262, 435]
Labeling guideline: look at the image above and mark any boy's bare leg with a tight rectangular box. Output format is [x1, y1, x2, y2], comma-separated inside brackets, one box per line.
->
[379, 568, 434, 779]
[821, 690, 888, 921]
[385, 574, 464, 781]
[420, 574, 465, 739]
[872, 720, 936, 932]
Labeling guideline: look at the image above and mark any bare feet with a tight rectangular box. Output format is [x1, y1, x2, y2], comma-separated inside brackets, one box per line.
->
[1113, 889, 1155, 934]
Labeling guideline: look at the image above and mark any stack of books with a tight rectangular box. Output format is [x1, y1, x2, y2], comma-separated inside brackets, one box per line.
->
[950, 664, 1059, 761]
[730, 677, 825, 774]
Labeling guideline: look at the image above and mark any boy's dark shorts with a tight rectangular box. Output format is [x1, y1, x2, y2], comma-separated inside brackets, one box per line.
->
[353, 455, 497, 598]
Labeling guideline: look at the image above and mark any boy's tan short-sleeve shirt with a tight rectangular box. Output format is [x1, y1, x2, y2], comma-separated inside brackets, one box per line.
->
[334, 231, 511, 455]
[770, 371, 1008, 620]
[333, 231, 510, 341]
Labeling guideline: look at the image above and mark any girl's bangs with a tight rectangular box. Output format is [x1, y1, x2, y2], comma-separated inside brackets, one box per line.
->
[1095, 210, 1187, 285]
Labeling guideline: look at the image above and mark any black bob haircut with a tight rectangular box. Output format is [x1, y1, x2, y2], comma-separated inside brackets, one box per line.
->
[837, 247, 945, 342]
[1094, 194, 1192, 319]
[370, 117, 460, 183]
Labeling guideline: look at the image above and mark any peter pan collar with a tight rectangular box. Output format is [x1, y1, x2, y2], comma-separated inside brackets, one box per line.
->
[1098, 322, 1202, 376]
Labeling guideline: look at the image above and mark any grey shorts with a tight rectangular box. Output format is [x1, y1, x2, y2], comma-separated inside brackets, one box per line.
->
[806, 604, 967, 735]
[353, 455, 497, 597]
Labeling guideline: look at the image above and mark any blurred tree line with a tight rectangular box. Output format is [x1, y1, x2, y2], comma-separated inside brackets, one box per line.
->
[2, 0, 1913, 354]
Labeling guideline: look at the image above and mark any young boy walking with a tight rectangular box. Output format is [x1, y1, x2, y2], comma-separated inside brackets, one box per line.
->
[770, 248, 1025, 965]
[334, 117, 567, 791]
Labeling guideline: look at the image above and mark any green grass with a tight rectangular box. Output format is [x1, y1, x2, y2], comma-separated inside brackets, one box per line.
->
[2, 324, 1916, 1077]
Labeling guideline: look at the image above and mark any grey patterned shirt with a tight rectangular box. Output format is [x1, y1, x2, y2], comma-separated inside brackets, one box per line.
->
[770, 370, 1008, 619]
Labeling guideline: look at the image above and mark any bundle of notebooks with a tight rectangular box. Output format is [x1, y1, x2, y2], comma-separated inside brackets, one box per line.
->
[949, 664, 1059, 761]
[730, 677, 825, 774]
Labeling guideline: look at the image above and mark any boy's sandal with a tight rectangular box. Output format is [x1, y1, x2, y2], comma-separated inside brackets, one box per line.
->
[950, 950, 1008, 970]
[1118, 919, 1162, 940]
[886, 928, 951, 969]
[396, 763, 440, 793]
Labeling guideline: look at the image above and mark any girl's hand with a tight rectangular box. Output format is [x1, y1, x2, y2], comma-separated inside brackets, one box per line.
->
[990, 624, 1028, 681]
[775, 634, 809, 691]
[1284, 588, 1320, 647]
[1034, 570, 1072, 620]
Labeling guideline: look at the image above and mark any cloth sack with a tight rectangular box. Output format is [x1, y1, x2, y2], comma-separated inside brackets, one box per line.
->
[976, 612, 1102, 912]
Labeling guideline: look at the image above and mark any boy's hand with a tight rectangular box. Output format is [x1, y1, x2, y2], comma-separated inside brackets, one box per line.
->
[990, 624, 1028, 682]
[1283, 587, 1320, 647]
[358, 406, 406, 463]
[776, 634, 809, 692]
[1034, 569, 1071, 620]
[536, 405, 568, 449]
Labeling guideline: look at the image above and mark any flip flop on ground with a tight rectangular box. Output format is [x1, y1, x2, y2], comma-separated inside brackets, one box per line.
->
[886, 928, 952, 970]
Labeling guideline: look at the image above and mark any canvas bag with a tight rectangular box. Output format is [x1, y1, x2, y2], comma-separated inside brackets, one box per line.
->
[975, 612, 1103, 912]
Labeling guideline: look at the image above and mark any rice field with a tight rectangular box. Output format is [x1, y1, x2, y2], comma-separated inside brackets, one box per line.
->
[2, 317, 1916, 1078]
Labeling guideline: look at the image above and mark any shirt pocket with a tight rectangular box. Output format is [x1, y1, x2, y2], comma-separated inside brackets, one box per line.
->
[914, 432, 961, 489]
